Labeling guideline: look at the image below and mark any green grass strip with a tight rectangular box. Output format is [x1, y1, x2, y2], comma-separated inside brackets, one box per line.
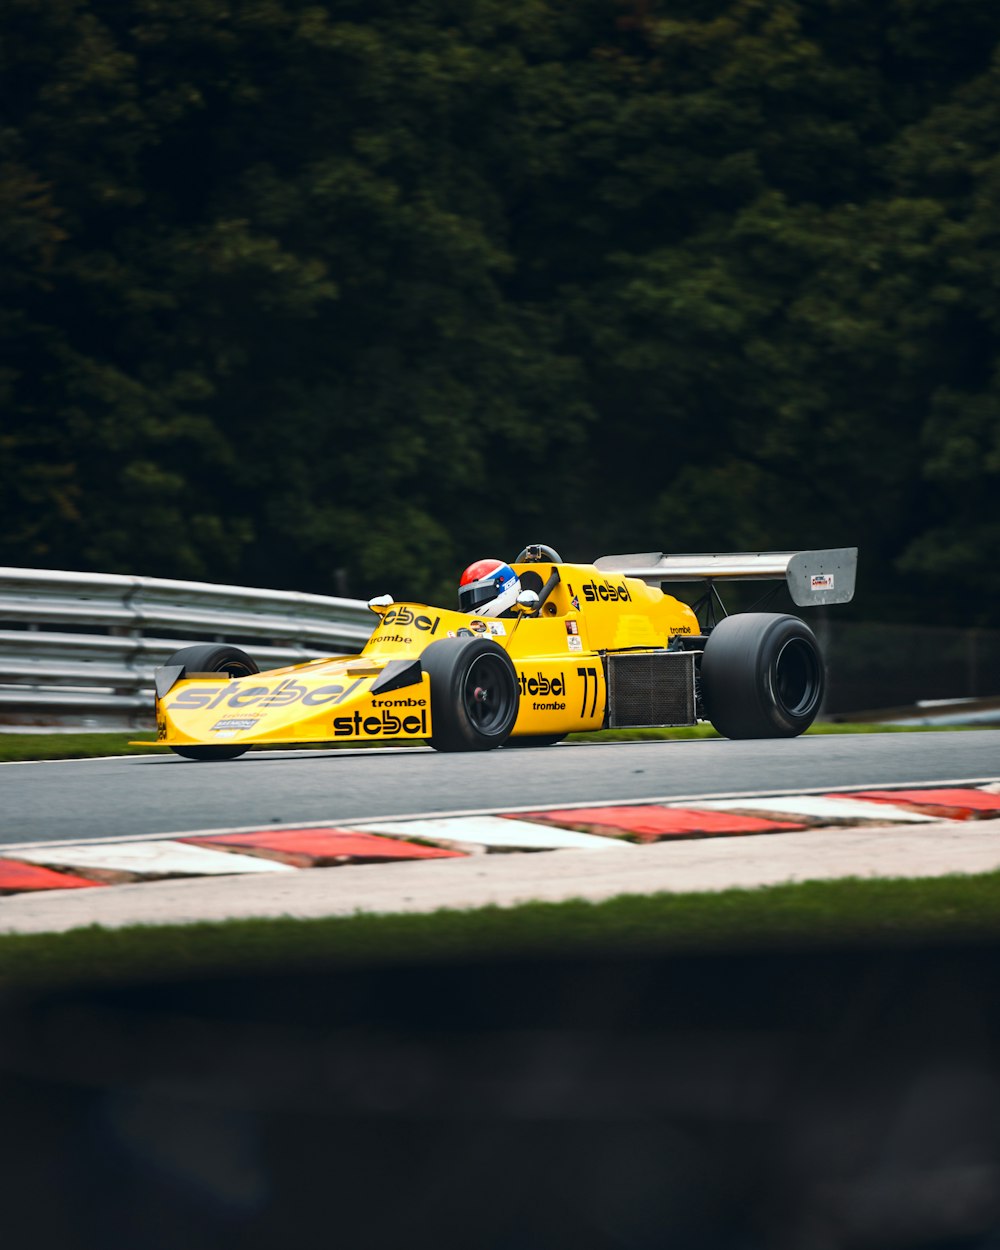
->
[0, 720, 981, 763]
[0, 733, 171, 762]
[3, 870, 1000, 990]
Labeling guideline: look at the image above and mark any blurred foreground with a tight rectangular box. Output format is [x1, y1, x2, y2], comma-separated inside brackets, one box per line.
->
[2, 939, 998, 1248]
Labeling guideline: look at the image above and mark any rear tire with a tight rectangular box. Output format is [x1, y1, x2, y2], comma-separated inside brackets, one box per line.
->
[421, 638, 520, 752]
[700, 613, 824, 739]
[164, 644, 260, 761]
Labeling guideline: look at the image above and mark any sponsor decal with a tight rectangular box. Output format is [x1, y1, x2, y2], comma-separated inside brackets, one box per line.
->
[169, 676, 368, 712]
[450, 623, 504, 639]
[332, 709, 428, 737]
[370, 696, 426, 708]
[370, 633, 411, 645]
[532, 700, 566, 711]
[517, 672, 566, 698]
[570, 595, 580, 611]
[565, 620, 579, 635]
[567, 635, 583, 652]
[211, 716, 261, 732]
[582, 579, 631, 603]
[377, 607, 441, 633]
[672, 625, 692, 635]
[811, 573, 835, 591]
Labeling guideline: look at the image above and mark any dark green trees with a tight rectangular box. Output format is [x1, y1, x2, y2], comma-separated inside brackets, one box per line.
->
[2, 0, 998, 620]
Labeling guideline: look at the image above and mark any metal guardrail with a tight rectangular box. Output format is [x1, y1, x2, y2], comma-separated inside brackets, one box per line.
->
[0, 568, 374, 730]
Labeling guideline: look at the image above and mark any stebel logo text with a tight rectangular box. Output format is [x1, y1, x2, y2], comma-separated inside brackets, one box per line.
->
[168, 677, 367, 712]
[582, 580, 631, 603]
[379, 608, 441, 633]
[517, 673, 566, 697]
[333, 709, 428, 737]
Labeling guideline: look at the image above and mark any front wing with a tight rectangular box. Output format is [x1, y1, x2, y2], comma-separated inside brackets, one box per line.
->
[157, 656, 433, 748]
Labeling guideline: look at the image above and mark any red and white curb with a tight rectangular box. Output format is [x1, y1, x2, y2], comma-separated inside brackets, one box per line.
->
[2, 785, 999, 897]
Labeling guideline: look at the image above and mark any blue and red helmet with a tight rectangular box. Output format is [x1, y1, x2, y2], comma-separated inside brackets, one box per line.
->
[458, 559, 521, 617]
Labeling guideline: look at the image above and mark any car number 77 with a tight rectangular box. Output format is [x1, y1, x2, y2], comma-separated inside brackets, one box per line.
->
[577, 666, 599, 719]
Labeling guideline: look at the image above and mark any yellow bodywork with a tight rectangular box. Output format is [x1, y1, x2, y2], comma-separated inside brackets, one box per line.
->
[155, 562, 699, 748]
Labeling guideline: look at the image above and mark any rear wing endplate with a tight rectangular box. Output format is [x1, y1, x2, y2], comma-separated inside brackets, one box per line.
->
[594, 547, 857, 607]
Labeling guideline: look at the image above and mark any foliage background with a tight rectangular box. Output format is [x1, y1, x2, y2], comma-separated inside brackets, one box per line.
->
[2, 0, 999, 621]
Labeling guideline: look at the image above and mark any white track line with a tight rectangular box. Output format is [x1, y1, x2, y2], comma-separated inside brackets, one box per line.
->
[2, 776, 996, 854]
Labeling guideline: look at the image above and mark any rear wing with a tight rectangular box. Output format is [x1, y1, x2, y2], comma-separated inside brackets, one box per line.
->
[594, 547, 857, 607]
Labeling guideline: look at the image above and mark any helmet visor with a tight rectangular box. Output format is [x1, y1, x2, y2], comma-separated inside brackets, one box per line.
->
[458, 580, 500, 614]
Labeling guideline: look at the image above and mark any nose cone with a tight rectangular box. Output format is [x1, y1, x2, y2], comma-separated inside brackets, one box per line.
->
[160, 657, 380, 746]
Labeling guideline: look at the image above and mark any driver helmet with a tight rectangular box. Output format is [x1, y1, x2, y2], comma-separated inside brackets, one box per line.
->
[458, 559, 521, 617]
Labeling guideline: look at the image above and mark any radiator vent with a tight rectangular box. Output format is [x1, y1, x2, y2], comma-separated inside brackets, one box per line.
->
[606, 652, 697, 728]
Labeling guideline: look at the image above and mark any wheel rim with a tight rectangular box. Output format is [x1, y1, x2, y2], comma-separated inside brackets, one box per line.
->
[221, 660, 256, 679]
[462, 653, 516, 736]
[773, 637, 823, 718]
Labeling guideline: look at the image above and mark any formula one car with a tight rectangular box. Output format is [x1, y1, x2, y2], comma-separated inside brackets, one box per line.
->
[153, 545, 857, 759]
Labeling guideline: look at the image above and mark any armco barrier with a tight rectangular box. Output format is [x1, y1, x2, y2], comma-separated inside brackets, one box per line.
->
[0, 567, 373, 730]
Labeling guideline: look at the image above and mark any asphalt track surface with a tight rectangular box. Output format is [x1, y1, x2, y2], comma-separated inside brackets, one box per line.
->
[2, 730, 998, 846]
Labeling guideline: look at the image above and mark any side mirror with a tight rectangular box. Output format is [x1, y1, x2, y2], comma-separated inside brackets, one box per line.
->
[514, 589, 540, 615]
[367, 594, 394, 614]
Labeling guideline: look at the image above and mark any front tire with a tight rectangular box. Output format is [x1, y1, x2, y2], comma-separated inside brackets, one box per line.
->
[421, 638, 520, 752]
[164, 644, 260, 761]
[700, 613, 824, 739]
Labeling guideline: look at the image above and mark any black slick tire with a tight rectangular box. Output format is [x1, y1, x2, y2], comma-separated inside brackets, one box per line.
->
[700, 613, 825, 739]
[421, 638, 520, 752]
[164, 644, 260, 761]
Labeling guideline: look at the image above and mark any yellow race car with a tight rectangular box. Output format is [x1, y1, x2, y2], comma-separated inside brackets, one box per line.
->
[153, 544, 857, 760]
